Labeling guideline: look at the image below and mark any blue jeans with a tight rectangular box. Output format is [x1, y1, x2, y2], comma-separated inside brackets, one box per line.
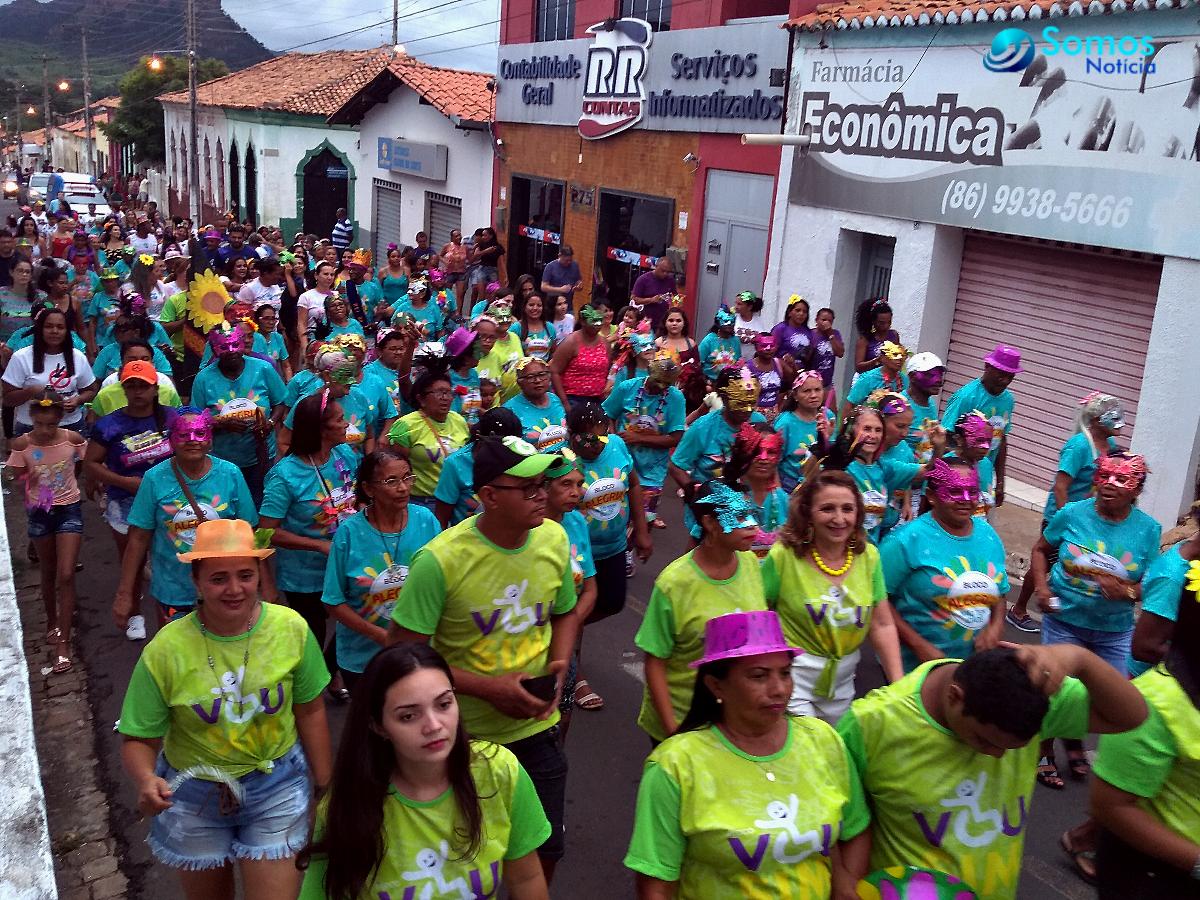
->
[1041, 614, 1131, 676]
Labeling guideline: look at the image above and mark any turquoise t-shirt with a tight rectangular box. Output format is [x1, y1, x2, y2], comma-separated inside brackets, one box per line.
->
[503, 392, 568, 453]
[259, 445, 359, 594]
[697, 332, 741, 381]
[578, 434, 635, 560]
[433, 443, 480, 524]
[93, 341, 174, 382]
[450, 367, 482, 426]
[5, 327, 87, 353]
[880, 512, 1010, 670]
[847, 459, 891, 544]
[86, 292, 121, 349]
[561, 509, 597, 589]
[283, 369, 320, 409]
[190, 357, 287, 468]
[363, 359, 410, 419]
[392, 296, 445, 339]
[1044, 498, 1161, 634]
[285, 378, 397, 452]
[879, 442, 923, 537]
[775, 409, 833, 491]
[1128, 544, 1188, 676]
[379, 270, 408, 305]
[1043, 433, 1120, 521]
[671, 408, 766, 538]
[322, 506, 442, 673]
[602, 377, 686, 489]
[126, 457, 258, 607]
[750, 486, 790, 558]
[847, 367, 908, 407]
[322, 318, 366, 341]
[261, 331, 288, 369]
[940, 378, 1014, 464]
[510, 321, 555, 361]
[902, 392, 939, 462]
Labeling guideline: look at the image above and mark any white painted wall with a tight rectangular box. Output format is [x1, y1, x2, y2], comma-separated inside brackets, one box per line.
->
[351, 86, 494, 251]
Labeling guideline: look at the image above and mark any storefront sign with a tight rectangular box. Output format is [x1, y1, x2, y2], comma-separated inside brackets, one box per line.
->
[376, 137, 448, 181]
[570, 183, 595, 212]
[607, 246, 660, 269]
[518, 224, 562, 244]
[497, 19, 788, 137]
[788, 30, 1200, 260]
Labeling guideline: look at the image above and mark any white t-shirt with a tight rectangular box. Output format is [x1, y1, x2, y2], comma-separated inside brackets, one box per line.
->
[2, 346, 96, 426]
[297, 289, 332, 325]
[129, 234, 159, 256]
[238, 278, 283, 312]
[734, 312, 766, 358]
[120, 281, 169, 320]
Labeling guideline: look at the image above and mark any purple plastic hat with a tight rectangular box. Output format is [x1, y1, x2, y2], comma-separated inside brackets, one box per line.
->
[690, 611, 802, 668]
[983, 344, 1023, 375]
[444, 326, 476, 358]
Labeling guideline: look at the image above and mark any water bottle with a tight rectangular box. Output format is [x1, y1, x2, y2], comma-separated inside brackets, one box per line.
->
[1044, 595, 1061, 614]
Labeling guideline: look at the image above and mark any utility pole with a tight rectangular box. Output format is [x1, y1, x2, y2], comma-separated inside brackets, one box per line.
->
[187, 0, 200, 224]
[81, 27, 94, 177]
[392, 0, 399, 47]
[41, 55, 51, 167]
[13, 91, 22, 170]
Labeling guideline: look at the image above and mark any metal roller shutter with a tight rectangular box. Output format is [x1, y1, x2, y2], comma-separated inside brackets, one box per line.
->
[372, 179, 403, 265]
[943, 234, 1161, 490]
[426, 192, 462, 250]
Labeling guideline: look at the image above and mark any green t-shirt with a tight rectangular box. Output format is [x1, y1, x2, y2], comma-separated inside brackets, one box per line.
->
[388, 410, 470, 497]
[90, 381, 182, 417]
[762, 541, 885, 698]
[1093, 667, 1200, 842]
[299, 742, 550, 900]
[838, 660, 1090, 900]
[624, 719, 869, 898]
[634, 550, 767, 742]
[391, 517, 576, 744]
[159, 289, 188, 361]
[476, 332, 523, 402]
[118, 603, 330, 778]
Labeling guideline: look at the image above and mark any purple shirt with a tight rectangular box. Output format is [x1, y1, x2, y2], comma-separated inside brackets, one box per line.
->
[770, 322, 814, 364]
[813, 328, 843, 387]
[631, 271, 676, 330]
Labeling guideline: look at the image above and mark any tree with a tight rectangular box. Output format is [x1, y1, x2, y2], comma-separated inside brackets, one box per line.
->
[103, 55, 227, 163]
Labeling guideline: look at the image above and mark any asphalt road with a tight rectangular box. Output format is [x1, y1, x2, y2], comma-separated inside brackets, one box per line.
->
[0, 193, 1097, 898]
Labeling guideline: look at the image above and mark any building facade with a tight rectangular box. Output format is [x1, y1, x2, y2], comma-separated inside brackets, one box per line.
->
[495, 0, 807, 325]
[325, 55, 495, 263]
[767, 0, 1200, 525]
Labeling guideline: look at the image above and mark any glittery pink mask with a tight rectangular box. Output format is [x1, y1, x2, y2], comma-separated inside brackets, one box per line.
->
[956, 414, 993, 451]
[169, 412, 213, 448]
[208, 326, 244, 355]
[1093, 454, 1148, 490]
[909, 368, 944, 391]
[927, 459, 980, 504]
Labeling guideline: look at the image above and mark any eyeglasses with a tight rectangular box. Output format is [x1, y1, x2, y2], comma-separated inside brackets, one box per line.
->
[374, 474, 416, 488]
[487, 478, 548, 500]
[424, 389, 453, 399]
[518, 371, 550, 382]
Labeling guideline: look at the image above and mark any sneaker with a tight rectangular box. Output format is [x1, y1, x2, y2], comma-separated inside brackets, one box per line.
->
[1005, 608, 1038, 633]
[126, 615, 147, 641]
[625, 549, 636, 578]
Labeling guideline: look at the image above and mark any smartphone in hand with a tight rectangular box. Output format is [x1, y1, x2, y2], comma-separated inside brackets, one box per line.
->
[520, 673, 558, 702]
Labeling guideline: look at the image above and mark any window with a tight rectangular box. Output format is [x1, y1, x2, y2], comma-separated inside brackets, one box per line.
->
[621, 0, 670, 31]
[536, 0, 575, 41]
[508, 175, 565, 288]
[595, 189, 673, 308]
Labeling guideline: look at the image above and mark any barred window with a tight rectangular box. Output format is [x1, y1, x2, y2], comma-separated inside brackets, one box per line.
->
[536, 0, 575, 41]
[621, 0, 671, 31]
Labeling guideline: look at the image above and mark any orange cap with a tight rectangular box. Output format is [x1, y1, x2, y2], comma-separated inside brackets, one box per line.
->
[119, 360, 157, 385]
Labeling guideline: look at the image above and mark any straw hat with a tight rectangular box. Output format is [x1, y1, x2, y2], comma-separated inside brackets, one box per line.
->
[176, 519, 273, 562]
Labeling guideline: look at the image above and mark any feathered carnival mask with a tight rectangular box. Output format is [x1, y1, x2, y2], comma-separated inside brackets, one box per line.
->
[752, 333, 778, 355]
[331, 332, 367, 354]
[867, 389, 910, 417]
[120, 292, 149, 318]
[926, 458, 981, 505]
[715, 306, 736, 328]
[579, 305, 605, 326]
[315, 348, 358, 385]
[955, 411, 993, 451]
[720, 366, 761, 412]
[878, 341, 907, 362]
[736, 421, 783, 461]
[207, 322, 244, 355]
[648, 347, 681, 383]
[349, 248, 373, 270]
[692, 481, 760, 533]
[1093, 453, 1149, 490]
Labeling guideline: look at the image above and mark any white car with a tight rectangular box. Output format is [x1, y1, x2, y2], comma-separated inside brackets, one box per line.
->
[64, 193, 112, 218]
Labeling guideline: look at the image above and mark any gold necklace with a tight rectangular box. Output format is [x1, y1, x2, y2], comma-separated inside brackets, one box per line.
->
[811, 546, 854, 577]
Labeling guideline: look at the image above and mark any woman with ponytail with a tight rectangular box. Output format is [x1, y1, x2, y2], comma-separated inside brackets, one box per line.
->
[298, 642, 550, 900]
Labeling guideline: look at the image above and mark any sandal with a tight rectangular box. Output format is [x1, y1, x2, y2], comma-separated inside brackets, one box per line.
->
[572, 679, 604, 711]
[1060, 830, 1098, 884]
[325, 686, 351, 704]
[51, 653, 73, 674]
[1036, 756, 1065, 790]
[1066, 751, 1091, 780]
[45, 627, 61, 644]
[651, 518, 667, 529]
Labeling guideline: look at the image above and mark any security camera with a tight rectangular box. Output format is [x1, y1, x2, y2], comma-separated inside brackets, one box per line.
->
[682, 152, 698, 163]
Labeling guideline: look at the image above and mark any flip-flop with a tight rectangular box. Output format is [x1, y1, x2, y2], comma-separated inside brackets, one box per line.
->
[325, 686, 351, 704]
[1036, 757, 1065, 790]
[45, 627, 61, 644]
[1066, 752, 1091, 780]
[573, 680, 604, 711]
[651, 518, 667, 529]
[1060, 831, 1097, 884]
[51, 654, 73, 674]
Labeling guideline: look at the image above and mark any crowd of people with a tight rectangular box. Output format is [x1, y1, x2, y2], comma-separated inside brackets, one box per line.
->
[0, 207, 1196, 900]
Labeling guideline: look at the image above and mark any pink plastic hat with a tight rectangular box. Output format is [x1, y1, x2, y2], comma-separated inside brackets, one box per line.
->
[690, 611, 803, 668]
[983, 344, 1023, 375]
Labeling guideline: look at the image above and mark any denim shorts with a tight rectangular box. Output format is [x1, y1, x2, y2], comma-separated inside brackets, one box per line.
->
[442, 271, 465, 286]
[27, 501, 83, 539]
[1041, 614, 1131, 677]
[103, 495, 135, 534]
[506, 726, 567, 860]
[148, 743, 312, 869]
[468, 265, 498, 286]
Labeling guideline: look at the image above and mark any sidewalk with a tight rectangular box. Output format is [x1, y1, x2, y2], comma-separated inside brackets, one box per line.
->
[5, 487, 127, 900]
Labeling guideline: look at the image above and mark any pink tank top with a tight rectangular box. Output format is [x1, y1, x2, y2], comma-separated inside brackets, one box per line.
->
[6, 439, 85, 509]
[562, 339, 609, 397]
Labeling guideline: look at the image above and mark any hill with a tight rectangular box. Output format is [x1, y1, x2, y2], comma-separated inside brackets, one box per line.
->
[0, 0, 272, 97]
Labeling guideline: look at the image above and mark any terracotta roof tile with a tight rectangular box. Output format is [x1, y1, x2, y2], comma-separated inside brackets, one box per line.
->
[787, 0, 1187, 31]
[385, 55, 494, 122]
[56, 111, 108, 135]
[158, 49, 390, 116]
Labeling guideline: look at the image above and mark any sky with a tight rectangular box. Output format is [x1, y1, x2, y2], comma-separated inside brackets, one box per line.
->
[221, 0, 501, 72]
